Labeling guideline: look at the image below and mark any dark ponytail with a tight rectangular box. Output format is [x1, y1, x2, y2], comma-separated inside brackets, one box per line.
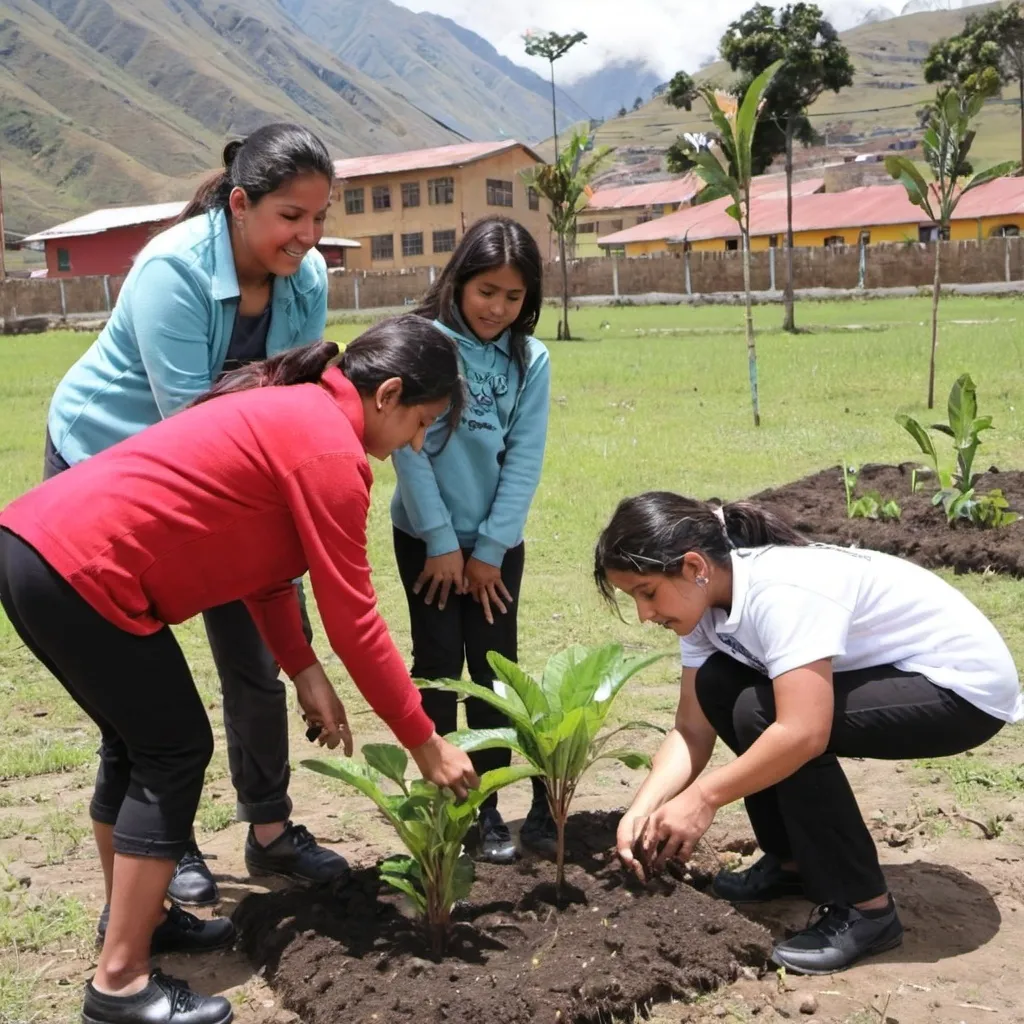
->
[415, 216, 543, 380]
[593, 491, 807, 606]
[178, 123, 333, 223]
[191, 315, 464, 429]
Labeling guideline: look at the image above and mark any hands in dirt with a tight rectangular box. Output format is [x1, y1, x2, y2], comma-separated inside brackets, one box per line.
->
[617, 784, 717, 882]
[415, 551, 513, 625]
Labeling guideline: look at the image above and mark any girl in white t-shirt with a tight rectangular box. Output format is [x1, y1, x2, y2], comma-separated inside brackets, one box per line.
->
[594, 491, 1021, 976]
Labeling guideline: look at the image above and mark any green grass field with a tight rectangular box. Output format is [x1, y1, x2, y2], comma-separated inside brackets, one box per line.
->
[1, 296, 1023, 1021]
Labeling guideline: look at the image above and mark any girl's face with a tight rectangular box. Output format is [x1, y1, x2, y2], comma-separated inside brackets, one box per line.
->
[230, 171, 331, 279]
[459, 264, 527, 341]
[604, 565, 710, 637]
[361, 383, 451, 461]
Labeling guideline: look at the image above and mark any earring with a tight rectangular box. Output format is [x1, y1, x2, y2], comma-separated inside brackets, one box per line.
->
[695, 575, 709, 588]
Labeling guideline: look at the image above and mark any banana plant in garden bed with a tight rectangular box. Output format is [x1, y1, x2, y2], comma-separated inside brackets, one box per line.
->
[842, 463, 901, 522]
[303, 744, 537, 958]
[896, 373, 1019, 528]
[421, 643, 667, 896]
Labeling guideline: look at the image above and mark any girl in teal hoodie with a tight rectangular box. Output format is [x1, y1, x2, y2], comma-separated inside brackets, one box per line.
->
[391, 216, 554, 863]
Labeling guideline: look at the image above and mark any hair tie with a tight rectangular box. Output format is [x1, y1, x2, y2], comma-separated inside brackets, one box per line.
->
[713, 505, 736, 549]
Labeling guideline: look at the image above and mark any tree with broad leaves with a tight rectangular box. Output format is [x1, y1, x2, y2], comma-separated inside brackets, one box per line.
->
[665, 70, 701, 172]
[885, 88, 1019, 409]
[677, 61, 783, 427]
[719, 3, 854, 333]
[925, 3, 1024, 166]
[522, 129, 612, 341]
[633, 96, 644, 111]
[524, 30, 588, 160]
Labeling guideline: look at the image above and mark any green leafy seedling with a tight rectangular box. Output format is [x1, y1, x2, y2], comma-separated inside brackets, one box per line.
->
[304, 744, 537, 956]
[422, 642, 667, 895]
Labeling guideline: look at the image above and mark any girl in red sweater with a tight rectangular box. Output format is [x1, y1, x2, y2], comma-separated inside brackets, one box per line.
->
[0, 314, 478, 1024]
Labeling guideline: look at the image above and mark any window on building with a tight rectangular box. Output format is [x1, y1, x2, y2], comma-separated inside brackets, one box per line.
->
[610, 219, 624, 231]
[992, 224, 1020, 237]
[428, 177, 455, 205]
[433, 229, 457, 254]
[56, 248, 72, 272]
[371, 234, 394, 261]
[859, 231, 872, 246]
[823, 235, 846, 248]
[606, 245, 626, 258]
[344, 188, 364, 215]
[768, 234, 779, 248]
[528, 186, 540, 211]
[577, 222, 598, 234]
[636, 211, 655, 224]
[372, 185, 392, 211]
[401, 182, 420, 208]
[919, 225, 940, 243]
[725, 239, 739, 251]
[486, 178, 514, 207]
[402, 232, 424, 258]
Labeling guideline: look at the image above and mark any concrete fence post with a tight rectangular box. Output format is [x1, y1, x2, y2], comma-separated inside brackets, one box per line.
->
[103, 276, 112, 311]
[1006, 237, 1012, 283]
[858, 239, 867, 290]
[684, 249, 692, 295]
[612, 256, 619, 298]
[59, 279, 67, 317]
[769, 247, 776, 292]
[429, 266, 436, 285]
[353, 275, 360, 311]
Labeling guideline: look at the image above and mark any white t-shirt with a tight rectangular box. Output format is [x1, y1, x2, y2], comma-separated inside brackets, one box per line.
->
[679, 545, 1023, 724]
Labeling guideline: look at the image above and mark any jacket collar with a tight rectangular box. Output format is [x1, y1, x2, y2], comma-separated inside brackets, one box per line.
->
[320, 367, 366, 445]
[438, 310, 513, 358]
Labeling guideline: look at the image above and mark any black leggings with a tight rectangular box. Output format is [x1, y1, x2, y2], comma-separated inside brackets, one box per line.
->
[394, 527, 545, 812]
[695, 653, 1005, 905]
[0, 529, 212, 860]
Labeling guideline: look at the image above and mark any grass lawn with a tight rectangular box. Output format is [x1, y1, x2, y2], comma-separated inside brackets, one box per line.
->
[1, 294, 1023, 1021]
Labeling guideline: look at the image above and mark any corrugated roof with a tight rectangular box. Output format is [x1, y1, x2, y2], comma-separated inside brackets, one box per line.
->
[597, 179, 826, 246]
[20, 201, 187, 244]
[332, 140, 542, 180]
[317, 237, 361, 248]
[586, 174, 700, 211]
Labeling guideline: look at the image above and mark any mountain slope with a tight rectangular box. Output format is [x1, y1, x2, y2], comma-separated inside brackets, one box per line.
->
[0, 0, 459, 235]
[564, 61, 664, 121]
[278, 0, 588, 143]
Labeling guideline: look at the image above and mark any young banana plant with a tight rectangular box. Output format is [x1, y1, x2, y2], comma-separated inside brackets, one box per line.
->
[304, 744, 537, 956]
[421, 643, 667, 895]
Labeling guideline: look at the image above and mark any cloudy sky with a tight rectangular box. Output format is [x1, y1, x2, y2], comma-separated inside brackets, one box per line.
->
[392, 1, 979, 82]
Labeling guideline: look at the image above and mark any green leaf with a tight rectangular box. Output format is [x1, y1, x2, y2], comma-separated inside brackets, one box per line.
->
[379, 856, 427, 912]
[725, 203, 741, 221]
[448, 854, 475, 904]
[362, 744, 409, 789]
[895, 413, 938, 468]
[947, 373, 977, 443]
[596, 650, 670, 707]
[416, 677, 534, 733]
[302, 757, 403, 829]
[962, 160, 1020, 196]
[734, 60, 783, 184]
[884, 157, 936, 219]
[448, 763, 542, 821]
[444, 727, 532, 760]
[486, 652, 549, 721]
[589, 747, 652, 771]
[931, 423, 955, 437]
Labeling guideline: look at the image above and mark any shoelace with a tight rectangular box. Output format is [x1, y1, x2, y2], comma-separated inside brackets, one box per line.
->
[164, 905, 203, 933]
[285, 823, 318, 851]
[805, 903, 853, 936]
[176, 841, 207, 870]
[151, 970, 202, 1013]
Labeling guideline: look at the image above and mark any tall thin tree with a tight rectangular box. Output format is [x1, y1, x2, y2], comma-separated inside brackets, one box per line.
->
[524, 30, 588, 160]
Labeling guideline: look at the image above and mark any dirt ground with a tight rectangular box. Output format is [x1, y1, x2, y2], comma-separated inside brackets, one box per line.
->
[2, 744, 1022, 1024]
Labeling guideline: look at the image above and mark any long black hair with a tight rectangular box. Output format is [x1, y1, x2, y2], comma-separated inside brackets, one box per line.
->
[191, 314, 464, 431]
[415, 216, 543, 380]
[179, 123, 333, 222]
[594, 491, 807, 607]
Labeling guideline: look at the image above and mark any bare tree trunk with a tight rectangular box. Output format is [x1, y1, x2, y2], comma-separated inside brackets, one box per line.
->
[928, 235, 941, 409]
[782, 118, 796, 332]
[550, 63, 560, 161]
[559, 231, 570, 340]
[742, 206, 760, 428]
[1019, 76, 1023, 171]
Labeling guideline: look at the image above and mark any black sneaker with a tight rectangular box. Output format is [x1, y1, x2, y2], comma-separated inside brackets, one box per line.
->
[167, 842, 218, 907]
[82, 969, 233, 1024]
[97, 905, 235, 955]
[712, 853, 804, 903]
[519, 797, 558, 859]
[770, 899, 904, 975]
[244, 821, 350, 885]
[477, 807, 518, 864]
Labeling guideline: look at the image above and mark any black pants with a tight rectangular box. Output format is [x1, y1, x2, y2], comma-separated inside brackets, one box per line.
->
[43, 431, 308, 825]
[394, 527, 544, 813]
[695, 653, 1005, 905]
[0, 530, 211, 859]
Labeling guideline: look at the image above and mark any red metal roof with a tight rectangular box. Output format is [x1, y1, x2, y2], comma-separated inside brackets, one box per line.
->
[597, 175, 1024, 247]
[20, 201, 187, 244]
[586, 174, 700, 211]
[332, 140, 542, 180]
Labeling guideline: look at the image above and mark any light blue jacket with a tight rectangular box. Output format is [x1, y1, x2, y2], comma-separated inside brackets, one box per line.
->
[390, 317, 550, 567]
[48, 208, 328, 465]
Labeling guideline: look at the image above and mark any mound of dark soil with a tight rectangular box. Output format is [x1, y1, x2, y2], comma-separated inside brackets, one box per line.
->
[233, 812, 771, 1024]
[753, 463, 1024, 576]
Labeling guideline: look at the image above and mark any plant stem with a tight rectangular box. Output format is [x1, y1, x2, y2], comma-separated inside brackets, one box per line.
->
[742, 198, 760, 427]
[783, 117, 796, 333]
[559, 231, 570, 340]
[929, 233, 941, 409]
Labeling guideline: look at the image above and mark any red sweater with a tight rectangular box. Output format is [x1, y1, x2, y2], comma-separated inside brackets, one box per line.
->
[0, 368, 433, 749]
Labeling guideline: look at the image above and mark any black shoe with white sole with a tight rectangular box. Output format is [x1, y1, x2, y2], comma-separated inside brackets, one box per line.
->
[96, 904, 235, 955]
[81, 970, 233, 1024]
[477, 807, 519, 864]
[770, 898, 904, 975]
[166, 842, 218, 907]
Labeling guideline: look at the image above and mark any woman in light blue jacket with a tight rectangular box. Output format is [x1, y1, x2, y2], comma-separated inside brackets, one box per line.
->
[43, 125, 348, 962]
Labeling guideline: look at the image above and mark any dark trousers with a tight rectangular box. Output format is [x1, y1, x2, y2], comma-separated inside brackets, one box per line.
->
[0, 529, 212, 859]
[695, 653, 1005, 905]
[43, 431, 308, 825]
[394, 527, 545, 813]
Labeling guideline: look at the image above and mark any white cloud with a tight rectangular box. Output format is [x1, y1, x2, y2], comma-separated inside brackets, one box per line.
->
[392, 0, 909, 82]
